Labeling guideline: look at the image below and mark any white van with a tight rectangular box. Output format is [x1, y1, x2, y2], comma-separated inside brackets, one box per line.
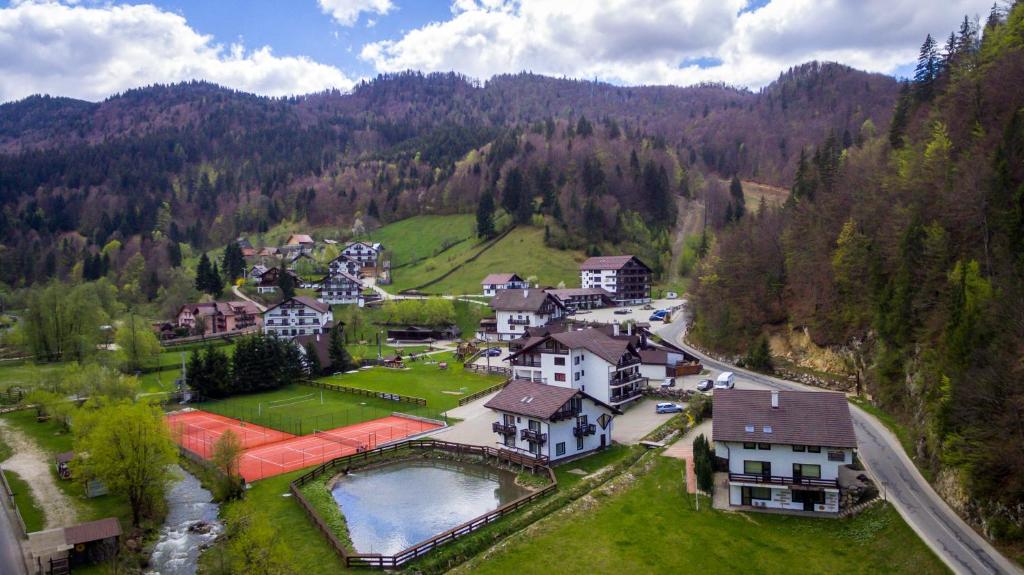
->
[714, 372, 735, 390]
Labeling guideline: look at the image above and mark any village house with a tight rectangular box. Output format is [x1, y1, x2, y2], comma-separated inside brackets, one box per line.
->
[176, 301, 262, 336]
[505, 326, 646, 408]
[341, 241, 383, 268]
[248, 264, 268, 282]
[713, 389, 857, 514]
[318, 269, 364, 305]
[256, 267, 300, 294]
[286, 233, 316, 255]
[580, 255, 652, 305]
[544, 287, 616, 311]
[485, 379, 618, 461]
[328, 253, 363, 278]
[262, 296, 333, 340]
[638, 345, 703, 382]
[480, 273, 528, 296]
[485, 288, 566, 341]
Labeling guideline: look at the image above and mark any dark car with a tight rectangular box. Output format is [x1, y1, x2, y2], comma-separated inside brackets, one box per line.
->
[484, 347, 503, 357]
[696, 379, 714, 392]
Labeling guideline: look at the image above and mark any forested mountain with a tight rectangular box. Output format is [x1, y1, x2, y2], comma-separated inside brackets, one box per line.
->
[0, 62, 896, 287]
[691, 6, 1024, 537]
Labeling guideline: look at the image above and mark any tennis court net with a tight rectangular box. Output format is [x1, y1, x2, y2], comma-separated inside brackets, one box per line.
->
[314, 429, 373, 451]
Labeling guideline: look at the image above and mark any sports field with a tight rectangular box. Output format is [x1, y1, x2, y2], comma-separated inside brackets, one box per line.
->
[167, 409, 441, 481]
[195, 383, 445, 435]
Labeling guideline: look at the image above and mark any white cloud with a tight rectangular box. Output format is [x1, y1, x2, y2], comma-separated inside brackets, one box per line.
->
[317, 0, 393, 27]
[0, 1, 355, 102]
[361, 0, 993, 88]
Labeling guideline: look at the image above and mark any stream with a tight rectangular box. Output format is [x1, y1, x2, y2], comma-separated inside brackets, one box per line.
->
[147, 465, 222, 575]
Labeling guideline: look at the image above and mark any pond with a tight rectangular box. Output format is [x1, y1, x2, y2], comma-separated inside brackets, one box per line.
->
[330, 458, 530, 555]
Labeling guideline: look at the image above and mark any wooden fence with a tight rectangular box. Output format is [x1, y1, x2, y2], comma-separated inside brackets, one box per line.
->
[298, 380, 427, 406]
[160, 327, 255, 348]
[463, 364, 512, 377]
[290, 439, 556, 569]
[456, 379, 511, 406]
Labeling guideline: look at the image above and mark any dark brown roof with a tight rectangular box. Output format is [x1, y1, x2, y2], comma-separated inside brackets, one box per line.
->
[294, 333, 332, 368]
[64, 518, 121, 545]
[264, 295, 330, 315]
[490, 289, 564, 312]
[545, 287, 614, 300]
[55, 451, 74, 464]
[712, 389, 857, 448]
[481, 273, 522, 285]
[639, 349, 668, 365]
[580, 255, 649, 271]
[550, 328, 635, 364]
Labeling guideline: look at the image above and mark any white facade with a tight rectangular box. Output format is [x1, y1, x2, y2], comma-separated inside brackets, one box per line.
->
[491, 397, 614, 461]
[318, 272, 363, 305]
[342, 242, 381, 267]
[495, 308, 562, 340]
[328, 255, 362, 278]
[482, 276, 528, 296]
[714, 440, 853, 513]
[511, 345, 644, 407]
[262, 298, 333, 340]
[581, 269, 619, 293]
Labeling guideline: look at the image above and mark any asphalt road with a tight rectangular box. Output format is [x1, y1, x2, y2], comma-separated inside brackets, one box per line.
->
[656, 315, 1021, 575]
[0, 481, 27, 575]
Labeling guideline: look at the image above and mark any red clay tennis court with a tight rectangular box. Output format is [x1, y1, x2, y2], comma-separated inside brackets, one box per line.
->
[167, 410, 442, 481]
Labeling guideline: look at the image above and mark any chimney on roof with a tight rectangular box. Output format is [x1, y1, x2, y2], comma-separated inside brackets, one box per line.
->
[627, 321, 633, 336]
[771, 390, 779, 409]
[523, 289, 529, 298]
[612, 323, 620, 337]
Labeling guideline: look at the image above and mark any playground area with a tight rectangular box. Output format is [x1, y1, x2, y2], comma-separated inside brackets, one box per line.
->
[166, 409, 443, 481]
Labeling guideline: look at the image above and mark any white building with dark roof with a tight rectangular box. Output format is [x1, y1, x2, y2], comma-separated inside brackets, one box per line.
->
[262, 296, 333, 340]
[485, 379, 618, 461]
[481, 273, 528, 296]
[712, 389, 857, 513]
[506, 327, 645, 408]
[488, 288, 566, 341]
[580, 255, 652, 305]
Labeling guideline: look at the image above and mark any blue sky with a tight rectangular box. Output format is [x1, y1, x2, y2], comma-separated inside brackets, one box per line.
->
[0, 0, 992, 102]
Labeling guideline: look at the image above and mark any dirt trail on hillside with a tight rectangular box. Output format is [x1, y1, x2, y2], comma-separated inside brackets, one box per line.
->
[0, 419, 79, 529]
[667, 197, 706, 285]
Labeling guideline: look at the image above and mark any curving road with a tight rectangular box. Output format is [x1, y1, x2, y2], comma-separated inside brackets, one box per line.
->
[657, 313, 1021, 575]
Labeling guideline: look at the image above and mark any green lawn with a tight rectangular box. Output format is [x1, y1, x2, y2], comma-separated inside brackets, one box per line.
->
[466, 457, 947, 575]
[343, 344, 428, 363]
[196, 382, 447, 436]
[390, 226, 584, 294]
[359, 214, 478, 268]
[3, 468, 45, 531]
[317, 352, 502, 411]
[0, 361, 71, 390]
[552, 445, 638, 490]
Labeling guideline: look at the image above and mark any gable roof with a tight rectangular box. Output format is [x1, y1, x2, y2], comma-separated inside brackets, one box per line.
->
[580, 255, 650, 271]
[287, 234, 314, 245]
[481, 273, 522, 285]
[491, 288, 564, 312]
[64, 517, 121, 545]
[712, 389, 857, 448]
[344, 240, 380, 251]
[294, 332, 333, 368]
[264, 295, 331, 315]
[485, 380, 616, 419]
[549, 328, 636, 363]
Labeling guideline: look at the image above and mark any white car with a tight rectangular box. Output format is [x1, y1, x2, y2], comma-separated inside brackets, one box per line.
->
[714, 371, 735, 390]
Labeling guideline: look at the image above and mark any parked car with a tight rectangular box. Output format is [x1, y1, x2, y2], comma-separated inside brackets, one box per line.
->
[484, 347, 502, 357]
[649, 310, 667, 321]
[714, 371, 736, 390]
[614, 308, 633, 315]
[696, 379, 714, 392]
[660, 377, 676, 388]
[666, 291, 679, 299]
[656, 402, 684, 414]
[641, 304, 654, 310]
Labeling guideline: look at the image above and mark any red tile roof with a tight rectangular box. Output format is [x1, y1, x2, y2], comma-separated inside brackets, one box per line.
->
[712, 389, 857, 448]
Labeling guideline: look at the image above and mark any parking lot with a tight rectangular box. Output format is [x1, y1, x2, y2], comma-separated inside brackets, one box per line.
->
[569, 298, 683, 327]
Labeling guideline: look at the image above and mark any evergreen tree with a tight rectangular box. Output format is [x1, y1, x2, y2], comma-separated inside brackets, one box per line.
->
[222, 242, 245, 282]
[367, 198, 380, 219]
[195, 253, 213, 293]
[329, 324, 354, 372]
[575, 115, 593, 137]
[914, 34, 939, 101]
[642, 160, 675, 229]
[889, 83, 913, 149]
[168, 241, 182, 268]
[278, 269, 296, 299]
[729, 175, 746, 220]
[209, 263, 223, 298]
[476, 190, 496, 238]
[304, 343, 322, 376]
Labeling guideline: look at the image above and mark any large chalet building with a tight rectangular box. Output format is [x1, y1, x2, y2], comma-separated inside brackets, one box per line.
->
[481, 273, 528, 296]
[506, 326, 646, 408]
[318, 270, 364, 305]
[580, 255, 652, 305]
[341, 241, 383, 268]
[176, 301, 262, 336]
[485, 379, 618, 461]
[486, 289, 566, 341]
[713, 389, 857, 514]
[262, 296, 333, 340]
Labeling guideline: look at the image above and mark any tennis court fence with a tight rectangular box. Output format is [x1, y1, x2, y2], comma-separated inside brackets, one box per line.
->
[298, 380, 427, 406]
[191, 395, 444, 436]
